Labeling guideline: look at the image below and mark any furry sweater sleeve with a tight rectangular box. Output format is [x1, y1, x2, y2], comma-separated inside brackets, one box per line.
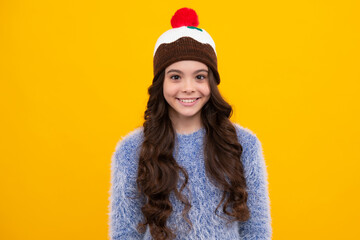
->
[108, 128, 146, 239]
[236, 125, 272, 239]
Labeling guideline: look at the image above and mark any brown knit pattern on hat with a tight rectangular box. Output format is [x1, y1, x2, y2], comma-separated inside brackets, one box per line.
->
[153, 37, 220, 84]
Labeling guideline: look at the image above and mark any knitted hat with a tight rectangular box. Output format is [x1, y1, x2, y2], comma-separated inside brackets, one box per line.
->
[153, 7, 220, 85]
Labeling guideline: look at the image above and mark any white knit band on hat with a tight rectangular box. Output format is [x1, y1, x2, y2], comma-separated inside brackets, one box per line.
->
[153, 26, 217, 57]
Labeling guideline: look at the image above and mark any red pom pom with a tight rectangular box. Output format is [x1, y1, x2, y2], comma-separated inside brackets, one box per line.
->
[171, 7, 199, 28]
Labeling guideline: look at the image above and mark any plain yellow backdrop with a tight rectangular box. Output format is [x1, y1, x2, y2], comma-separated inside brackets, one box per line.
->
[1, 0, 359, 239]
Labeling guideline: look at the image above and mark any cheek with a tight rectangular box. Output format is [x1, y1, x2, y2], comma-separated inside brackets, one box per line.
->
[199, 84, 211, 98]
[163, 81, 177, 98]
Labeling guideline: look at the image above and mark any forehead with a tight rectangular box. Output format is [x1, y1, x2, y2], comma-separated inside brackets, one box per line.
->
[165, 60, 208, 72]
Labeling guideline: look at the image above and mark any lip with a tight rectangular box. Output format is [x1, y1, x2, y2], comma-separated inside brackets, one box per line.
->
[176, 97, 200, 106]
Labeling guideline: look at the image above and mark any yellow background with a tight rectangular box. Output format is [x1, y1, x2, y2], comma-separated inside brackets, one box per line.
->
[1, 0, 359, 239]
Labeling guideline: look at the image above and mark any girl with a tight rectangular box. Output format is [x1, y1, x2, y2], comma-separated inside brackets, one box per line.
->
[109, 7, 272, 240]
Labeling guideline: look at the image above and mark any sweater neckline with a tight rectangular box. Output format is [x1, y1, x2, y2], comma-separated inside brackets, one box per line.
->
[175, 126, 206, 140]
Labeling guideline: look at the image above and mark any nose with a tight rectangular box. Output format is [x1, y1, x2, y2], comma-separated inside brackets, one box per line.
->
[182, 78, 195, 93]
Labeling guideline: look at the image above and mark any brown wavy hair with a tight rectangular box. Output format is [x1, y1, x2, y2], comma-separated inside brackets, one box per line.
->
[135, 66, 250, 240]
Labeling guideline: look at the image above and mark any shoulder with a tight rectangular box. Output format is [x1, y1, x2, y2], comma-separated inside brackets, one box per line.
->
[232, 122, 260, 148]
[112, 126, 144, 170]
[232, 122, 264, 163]
[114, 126, 144, 154]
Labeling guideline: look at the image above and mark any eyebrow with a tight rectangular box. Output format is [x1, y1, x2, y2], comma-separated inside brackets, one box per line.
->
[166, 69, 208, 75]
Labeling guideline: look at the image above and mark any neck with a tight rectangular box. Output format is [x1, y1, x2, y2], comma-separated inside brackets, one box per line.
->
[169, 109, 203, 135]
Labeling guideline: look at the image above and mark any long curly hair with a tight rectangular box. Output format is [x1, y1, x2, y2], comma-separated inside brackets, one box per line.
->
[135, 66, 250, 240]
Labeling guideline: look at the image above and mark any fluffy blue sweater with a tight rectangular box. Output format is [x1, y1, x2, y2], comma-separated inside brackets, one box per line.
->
[108, 123, 272, 239]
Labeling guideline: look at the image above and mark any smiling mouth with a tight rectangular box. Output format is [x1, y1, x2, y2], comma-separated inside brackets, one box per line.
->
[176, 97, 200, 103]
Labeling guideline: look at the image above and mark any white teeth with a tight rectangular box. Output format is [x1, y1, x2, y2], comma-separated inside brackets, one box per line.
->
[179, 98, 197, 103]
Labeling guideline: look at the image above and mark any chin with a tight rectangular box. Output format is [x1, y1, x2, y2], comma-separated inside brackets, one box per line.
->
[177, 110, 201, 118]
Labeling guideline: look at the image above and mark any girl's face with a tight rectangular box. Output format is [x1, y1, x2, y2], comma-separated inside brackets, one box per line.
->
[163, 60, 211, 123]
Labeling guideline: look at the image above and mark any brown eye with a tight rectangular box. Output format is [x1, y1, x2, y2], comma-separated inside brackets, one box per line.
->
[170, 75, 180, 80]
[196, 75, 206, 80]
